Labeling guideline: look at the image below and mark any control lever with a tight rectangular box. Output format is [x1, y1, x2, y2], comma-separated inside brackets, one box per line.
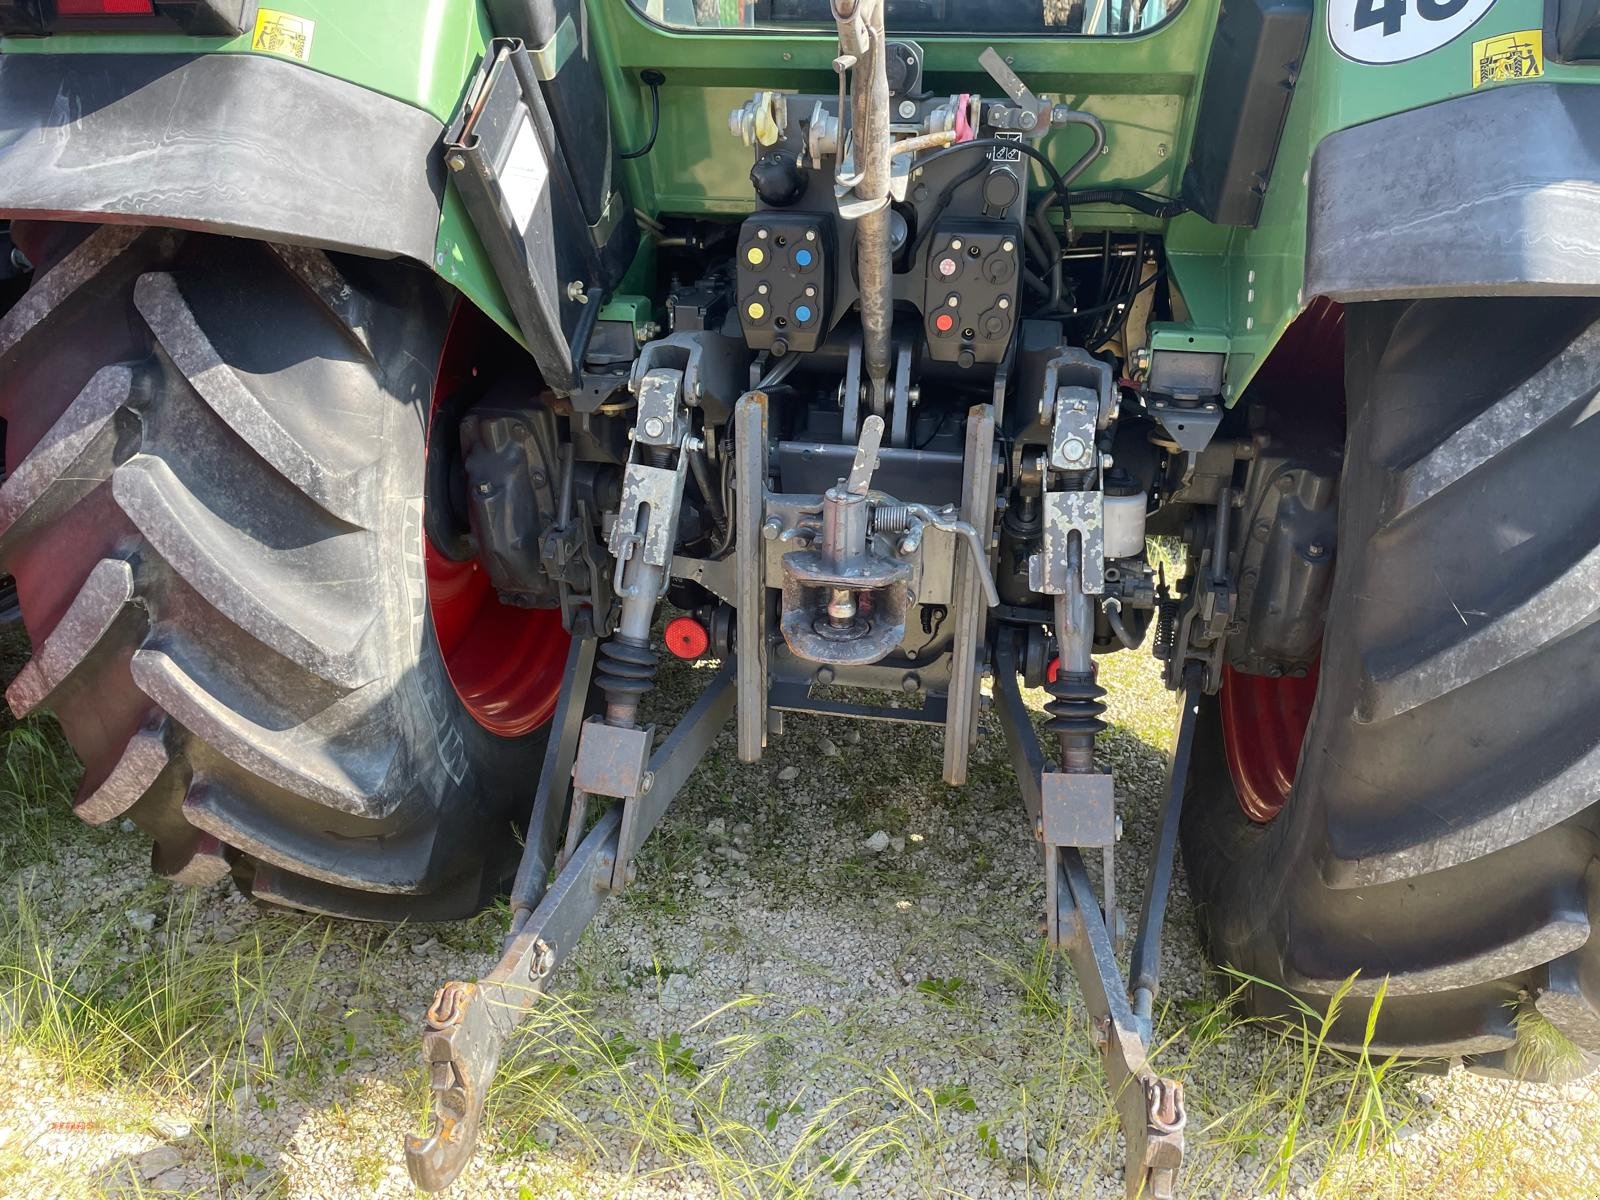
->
[978, 47, 1048, 134]
[876, 503, 1001, 609]
[847, 417, 999, 609]
[845, 413, 884, 495]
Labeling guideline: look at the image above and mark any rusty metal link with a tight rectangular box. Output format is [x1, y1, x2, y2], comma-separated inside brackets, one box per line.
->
[1149, 1076, 1185, 1131]
[1136, 1075, 1187, 1199]
[425, 980, 473, 1029]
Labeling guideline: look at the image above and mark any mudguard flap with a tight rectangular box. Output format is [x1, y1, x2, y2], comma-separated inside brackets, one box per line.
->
[1306, 83, 1600, 301]
[0, 52, 446, 262]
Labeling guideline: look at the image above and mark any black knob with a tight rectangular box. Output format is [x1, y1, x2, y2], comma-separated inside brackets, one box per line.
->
[957, 348, 976, 369]
[750, 152, 809, 208]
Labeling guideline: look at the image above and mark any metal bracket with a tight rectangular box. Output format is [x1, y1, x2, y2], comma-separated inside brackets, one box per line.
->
[840, 336, 864, 444]
[611, 368, 695, 601]
[1149, 396, 1224, 454]
[943, 405, 998, 786]
[632, 331, 746, 421]
[1031, 361, 1110, 598]
[571, 717, 653, 800]
[889, 341, 914, 448]
[611, 452, 690, 596]
[977, 46, 1051, 135]
[634, 367, 683, 447]
[734, 392, 769, 762]
[1041, 770, 1116, 848]
[1030, 490, 1106, 595]
[1048, 386, 1099, 472]
[671, 552, 738, 607]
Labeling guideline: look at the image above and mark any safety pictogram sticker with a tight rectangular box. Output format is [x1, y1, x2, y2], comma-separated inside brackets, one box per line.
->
[252, 9, 316, 63]
[1472, 30, 1544, 88]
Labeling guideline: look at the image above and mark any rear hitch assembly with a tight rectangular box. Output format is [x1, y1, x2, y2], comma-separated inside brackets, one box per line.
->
[404, 646, 735, 1191]
[996, 639, 1204, 1199]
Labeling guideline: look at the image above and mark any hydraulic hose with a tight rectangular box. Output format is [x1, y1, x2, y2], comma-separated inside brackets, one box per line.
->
[1031, 110, 1106, 311]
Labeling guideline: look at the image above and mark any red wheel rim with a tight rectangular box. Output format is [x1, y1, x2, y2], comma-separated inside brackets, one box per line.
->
[1219, 663, 1319, 823]
[426, 303, 569, 737]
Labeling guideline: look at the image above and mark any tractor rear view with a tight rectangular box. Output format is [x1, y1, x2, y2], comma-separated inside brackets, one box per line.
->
[2, 0, 1598, 1195]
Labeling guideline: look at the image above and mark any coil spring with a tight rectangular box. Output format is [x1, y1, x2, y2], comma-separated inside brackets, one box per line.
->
[1043, 670, 1107, 739]
[871, 504, 913, 535]
[595, 637, 658, 710]
[1151, 597, 1180, 663]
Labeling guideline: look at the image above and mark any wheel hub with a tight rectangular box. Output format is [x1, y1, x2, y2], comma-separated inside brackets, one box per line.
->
[1218, 663, 1319, 823]
[427, 302, 569, 737]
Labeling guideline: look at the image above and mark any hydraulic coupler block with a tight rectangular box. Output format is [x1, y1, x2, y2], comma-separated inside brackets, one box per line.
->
[736, 214, 832, 355]
[923, 223, 1020, 366]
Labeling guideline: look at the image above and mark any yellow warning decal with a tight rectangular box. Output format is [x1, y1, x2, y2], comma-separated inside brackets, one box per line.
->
[1472, 30, 1543, 88]
[251, 9, 315, 63]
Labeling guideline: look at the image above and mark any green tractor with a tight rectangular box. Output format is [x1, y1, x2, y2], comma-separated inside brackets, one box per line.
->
[1, 0, 1597, 1193]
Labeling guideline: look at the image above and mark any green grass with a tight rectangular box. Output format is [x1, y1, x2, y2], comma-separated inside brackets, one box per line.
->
[0, 620, 1597, 1198]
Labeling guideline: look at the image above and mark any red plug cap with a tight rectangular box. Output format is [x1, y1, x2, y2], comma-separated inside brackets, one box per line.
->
[665, 616, 711, 660]
[1046, 657, 1060, 684]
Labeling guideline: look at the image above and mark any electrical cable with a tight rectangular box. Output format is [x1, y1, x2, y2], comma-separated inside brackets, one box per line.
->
[711, 451, 737, 556]
[1065, 188, 1188, 219]
[619, 69, 666, 161]
[1093, 235, 1152, 350]
[1104, 602, 1139, 650]
[1033, 111, 1106, 310]
[1040, 263, 1164, 323]
[910, 154, 991, 262]
[911, 136, 1067, 199]
[755, 351, 801, 392]
[913, 407, 955, 450]
[1090, 232, 1143, 347]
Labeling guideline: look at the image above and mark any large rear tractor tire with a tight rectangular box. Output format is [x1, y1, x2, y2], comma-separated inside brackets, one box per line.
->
[1182, 297, 1600, 1078]
[0, 223, 564, 921]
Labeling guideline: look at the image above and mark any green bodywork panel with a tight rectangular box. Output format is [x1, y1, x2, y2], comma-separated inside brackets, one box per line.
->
[5, 0, 1595, 390]
[1165, 0, 1600, 396]
[586, 0, 1220, 218]
[0, 0, 493, 122]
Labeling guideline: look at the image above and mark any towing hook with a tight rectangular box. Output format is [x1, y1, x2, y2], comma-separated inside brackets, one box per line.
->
[404, 981, 499, 1191]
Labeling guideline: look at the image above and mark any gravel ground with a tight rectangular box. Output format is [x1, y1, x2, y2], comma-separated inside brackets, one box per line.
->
[1, 628, 1598, 1200]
